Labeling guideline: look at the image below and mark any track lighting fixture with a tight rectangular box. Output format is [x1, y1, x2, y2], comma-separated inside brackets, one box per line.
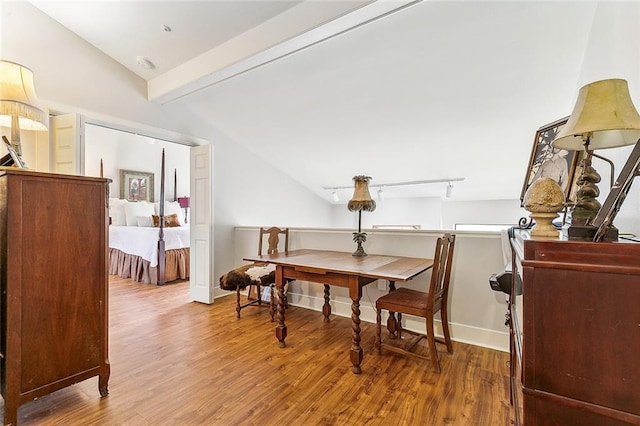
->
[324, 177, 464, 201]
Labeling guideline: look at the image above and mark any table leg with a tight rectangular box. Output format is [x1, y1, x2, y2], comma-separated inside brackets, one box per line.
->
[322, 284, 331, 323]
[386, 280, 398, 337]
[350, 299, 363, 374]
[275, 266, 287, 348]
[349, 276, 363, 374]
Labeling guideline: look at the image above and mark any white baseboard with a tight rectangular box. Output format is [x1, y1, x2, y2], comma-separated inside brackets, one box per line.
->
[213, 289, 509, 353]
[287, 292, 509, 353]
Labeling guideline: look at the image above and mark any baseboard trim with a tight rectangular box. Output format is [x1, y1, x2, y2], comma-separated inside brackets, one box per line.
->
[288, 292, 509, 353]
[213, 289, 509, 352]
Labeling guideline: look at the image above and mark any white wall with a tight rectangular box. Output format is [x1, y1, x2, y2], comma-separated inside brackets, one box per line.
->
[203, 124, 334, 296]
[330, 196, 528, 231]
[330, 197, 443, 229]
[443, 199, 529, 230]
[84, 124, 190, 201]
[233, 227, 510, 352]
[1, 2, 334, 289]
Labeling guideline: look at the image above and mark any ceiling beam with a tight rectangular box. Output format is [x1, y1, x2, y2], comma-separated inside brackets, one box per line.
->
[148, 0, 421, 104]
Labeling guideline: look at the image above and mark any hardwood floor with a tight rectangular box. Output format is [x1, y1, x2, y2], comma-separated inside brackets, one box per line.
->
[3, 276, 512, 425]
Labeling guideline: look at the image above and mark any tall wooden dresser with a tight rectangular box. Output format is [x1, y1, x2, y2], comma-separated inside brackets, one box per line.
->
[0, 169, 110, 425]
[509, 229, 640, 425]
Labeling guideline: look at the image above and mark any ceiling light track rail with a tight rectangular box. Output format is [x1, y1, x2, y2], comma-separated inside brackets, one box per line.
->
[323, 177, 465, 191]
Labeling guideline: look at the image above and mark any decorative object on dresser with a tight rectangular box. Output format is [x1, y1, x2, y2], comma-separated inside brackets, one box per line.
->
[508, 229, 640, 425]
[177, 196, 190, 223]
[552, 78, 640, 241]
[219, 227, 290, 321]
[590, 140, 640, 242]
[375, 233, 456, 373]
[0, 169, 110, 426]
[0, 60, 49, 165]
[1, 135, 25, 168]
[347, 175, 376, 256]
[520, 117, 582, 207]
[522, 177, 565, 238]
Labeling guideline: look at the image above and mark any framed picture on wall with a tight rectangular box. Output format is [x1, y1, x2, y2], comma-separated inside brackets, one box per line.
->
[120, 169, 154, 202]
[520, 117, 582, 206]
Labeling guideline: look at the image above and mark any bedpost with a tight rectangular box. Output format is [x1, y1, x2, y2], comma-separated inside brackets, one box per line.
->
[157, 149, 166, 285]
[100, 158, 103, 178]
[174, 168, 177, 202]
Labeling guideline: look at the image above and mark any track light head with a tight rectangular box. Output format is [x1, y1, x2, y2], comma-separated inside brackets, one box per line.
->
[446, 182, 454, 198]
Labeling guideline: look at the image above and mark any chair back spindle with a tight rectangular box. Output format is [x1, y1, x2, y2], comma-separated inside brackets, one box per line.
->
[429, 234, 455, 310]
[258, 227, 289, 256]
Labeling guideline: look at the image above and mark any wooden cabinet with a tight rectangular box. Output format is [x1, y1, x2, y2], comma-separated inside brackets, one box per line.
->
[510, 230, 640, 425]
[0, 169, 110, 425]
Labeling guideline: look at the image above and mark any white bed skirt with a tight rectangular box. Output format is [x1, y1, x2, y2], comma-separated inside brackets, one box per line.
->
[109, 248, 190, 284]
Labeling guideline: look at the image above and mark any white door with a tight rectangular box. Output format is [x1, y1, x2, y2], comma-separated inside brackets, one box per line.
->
[189, 144, 214, 303]
[19, 128, 50, 172]
[50, 113, 84, 175]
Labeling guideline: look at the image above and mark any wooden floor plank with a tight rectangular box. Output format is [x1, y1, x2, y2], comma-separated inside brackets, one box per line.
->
[2, 276, 512, 425]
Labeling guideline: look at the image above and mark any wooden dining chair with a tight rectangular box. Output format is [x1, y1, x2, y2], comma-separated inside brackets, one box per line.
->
[375, 233, 456, 373]
[218, 227, 289, 321]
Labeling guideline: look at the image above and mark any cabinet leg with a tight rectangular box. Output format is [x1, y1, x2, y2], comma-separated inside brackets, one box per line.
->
[4, 404, 18, 426]
[99, 364, 111, 397]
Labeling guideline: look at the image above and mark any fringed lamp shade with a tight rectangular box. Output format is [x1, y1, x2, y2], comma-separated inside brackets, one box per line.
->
[347, 175, 376, 212]
[0, 61, 48, 130]
[0, 60, 48, 157]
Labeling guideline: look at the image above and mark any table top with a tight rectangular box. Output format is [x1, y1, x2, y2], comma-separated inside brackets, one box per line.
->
[244, 249, 433, 282]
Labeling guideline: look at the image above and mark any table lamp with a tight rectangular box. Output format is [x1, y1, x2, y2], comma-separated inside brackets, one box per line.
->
[552, 78, 640, 240]
[0, 60, 48, 165]
[347, 175, 376, 256]
[177, 197, 190, 223]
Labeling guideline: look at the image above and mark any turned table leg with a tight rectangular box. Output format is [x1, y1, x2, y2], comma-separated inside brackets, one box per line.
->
[350, 297, 363, 374]
[322, 284, 331, 323]
[386, 280, 398, 337]
[275, 266, 287, 348]
[349, 280, 364, 374]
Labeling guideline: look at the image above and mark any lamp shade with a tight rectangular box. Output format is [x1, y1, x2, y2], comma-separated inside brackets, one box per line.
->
[0, 60, 48, 131]
[553, 79, 640, 151]
[347, 175, 376, 212]
[177, 197, 190, 208]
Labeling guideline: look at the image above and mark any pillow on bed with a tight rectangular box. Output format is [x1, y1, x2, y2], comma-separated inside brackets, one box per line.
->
[152, 213, 181, 227]
[136, 216, 154, 227]
[124, 201, 155, 226]
[164, 201, 187, 226]
[109, 198, 128, 226]
[151, 201, 186, 226]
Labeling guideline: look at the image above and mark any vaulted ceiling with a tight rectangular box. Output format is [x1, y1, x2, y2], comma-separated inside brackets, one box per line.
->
[28, 1, 638, 202]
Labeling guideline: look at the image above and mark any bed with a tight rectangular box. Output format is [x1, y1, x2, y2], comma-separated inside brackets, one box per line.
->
[106, 151, 190, 285]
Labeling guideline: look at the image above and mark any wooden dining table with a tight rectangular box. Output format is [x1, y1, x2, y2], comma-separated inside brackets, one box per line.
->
[243, 249, 434, 374]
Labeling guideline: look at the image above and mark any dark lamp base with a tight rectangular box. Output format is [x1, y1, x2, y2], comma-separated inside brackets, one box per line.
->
[568, 224, 618, 242]
[352, 245, 367, 257]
